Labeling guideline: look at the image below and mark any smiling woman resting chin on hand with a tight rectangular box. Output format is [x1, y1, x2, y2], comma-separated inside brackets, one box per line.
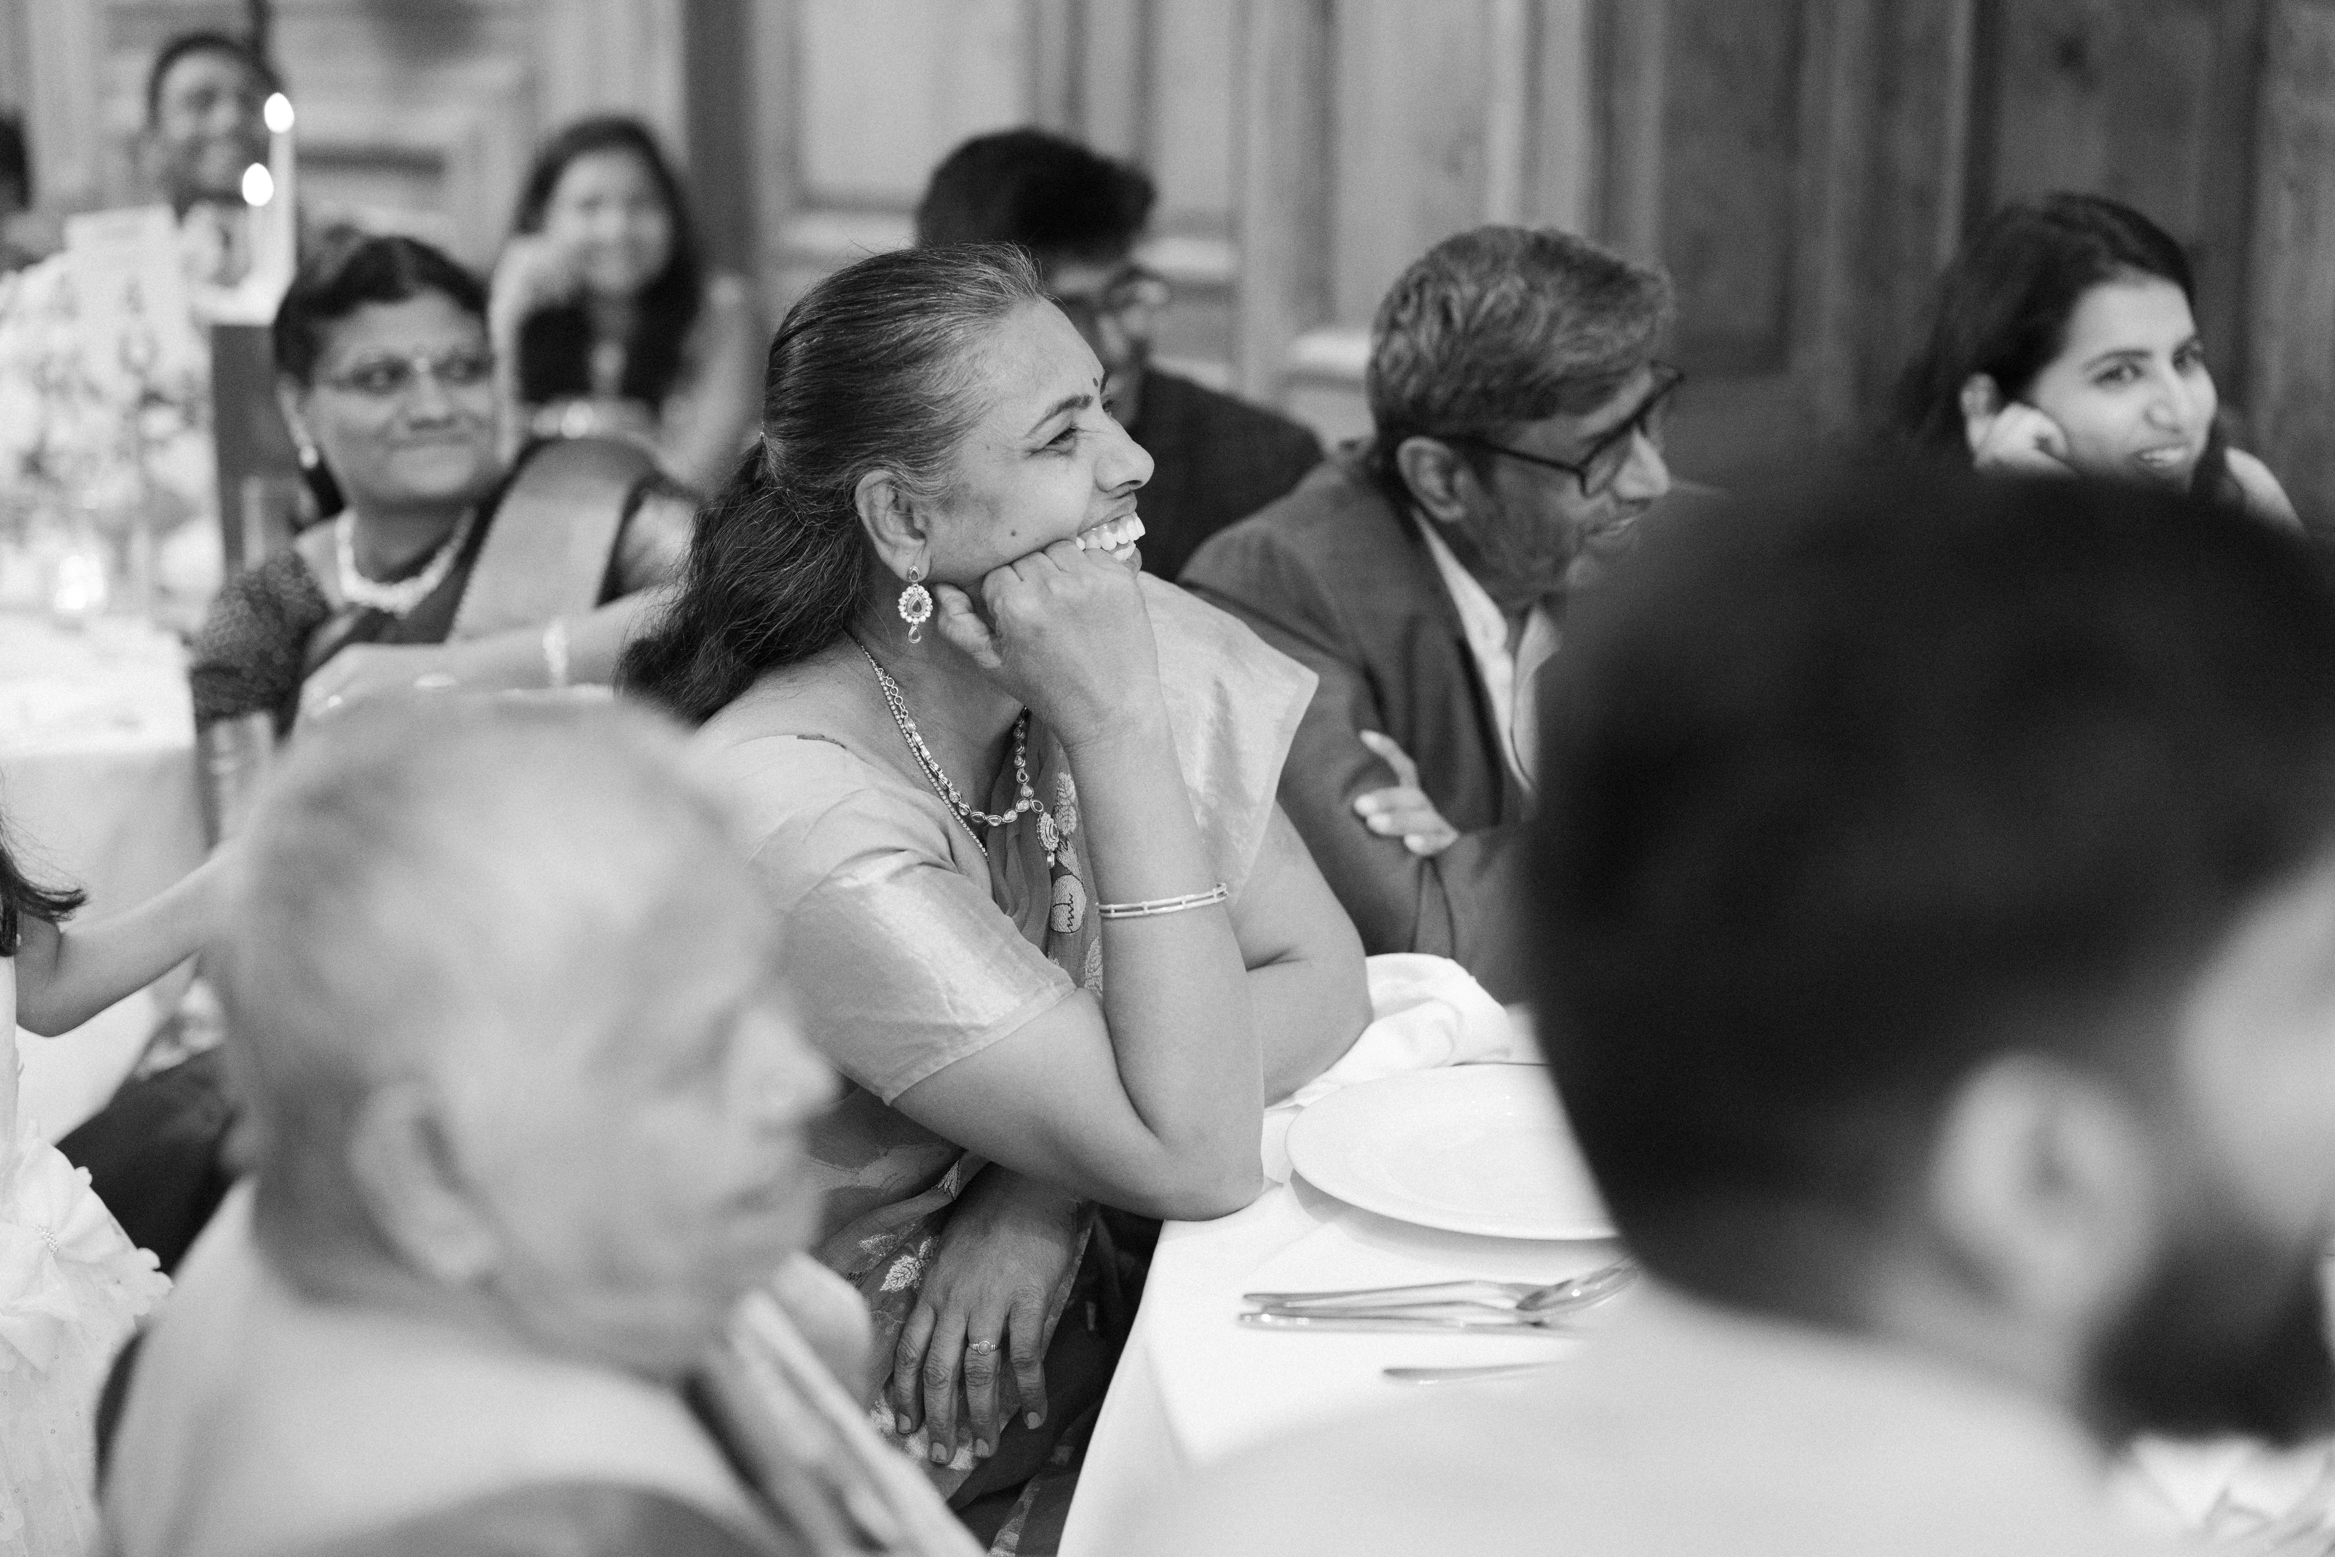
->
[623, 243, 1369, 1535]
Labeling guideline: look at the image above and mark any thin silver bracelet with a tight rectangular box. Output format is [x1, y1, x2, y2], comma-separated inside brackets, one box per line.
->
[1094, 883, 1230, 920]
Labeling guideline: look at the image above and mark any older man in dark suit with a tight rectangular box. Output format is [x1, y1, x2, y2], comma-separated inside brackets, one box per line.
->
[1183, 227, 1676, 999]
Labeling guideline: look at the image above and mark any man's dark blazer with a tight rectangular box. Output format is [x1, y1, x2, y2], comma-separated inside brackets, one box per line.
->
[1126, 368, 1324, 582]
[1182, 447, 1531, 999]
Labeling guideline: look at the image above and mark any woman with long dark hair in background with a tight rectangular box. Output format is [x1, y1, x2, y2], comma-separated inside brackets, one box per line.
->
[1893, 191, 2297, 526]
[492, 115, 764, 493]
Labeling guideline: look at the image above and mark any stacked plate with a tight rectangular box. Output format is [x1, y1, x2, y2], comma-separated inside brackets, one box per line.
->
[1284, 1064, 1614, 1240]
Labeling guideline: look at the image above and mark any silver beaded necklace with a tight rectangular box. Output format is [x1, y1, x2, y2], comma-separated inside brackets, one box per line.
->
[335, 507, 479, 618]
[854, 639, 1056, 863]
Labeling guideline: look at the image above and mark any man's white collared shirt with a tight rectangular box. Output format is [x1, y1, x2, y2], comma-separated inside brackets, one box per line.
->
[1414, 518, 1560, 790]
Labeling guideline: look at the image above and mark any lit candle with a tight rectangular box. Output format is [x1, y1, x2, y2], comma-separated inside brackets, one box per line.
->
[215, 91, 296, 322]
[250, 92, 295, 287]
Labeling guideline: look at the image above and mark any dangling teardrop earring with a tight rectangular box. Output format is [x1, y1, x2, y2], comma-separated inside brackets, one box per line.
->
[297, 443, 320, 470]
[897, 562, 934, 644]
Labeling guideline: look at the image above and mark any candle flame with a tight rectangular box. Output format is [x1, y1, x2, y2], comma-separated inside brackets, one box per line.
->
[264, 93, 295, 134]
[241, 162, 275, 207]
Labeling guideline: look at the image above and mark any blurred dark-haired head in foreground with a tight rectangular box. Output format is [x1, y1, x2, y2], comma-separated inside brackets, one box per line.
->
[1535, 457, 2335, 1450]
[1139, 456, 2335, 1557]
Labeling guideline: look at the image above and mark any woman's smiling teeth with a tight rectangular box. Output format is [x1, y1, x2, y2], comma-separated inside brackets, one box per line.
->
[1076, 513, 1145, 560]
[2135, 446, 2190, 473]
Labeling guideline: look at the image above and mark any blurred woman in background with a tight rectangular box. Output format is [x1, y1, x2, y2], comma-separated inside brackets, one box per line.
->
[192, 231, 692, 740]
[492, 115, 763, 493]
[1893, 191, 2297, 527]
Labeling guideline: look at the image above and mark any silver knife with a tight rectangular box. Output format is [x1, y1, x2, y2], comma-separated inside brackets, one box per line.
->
[1236, 1310, 1571, 1335]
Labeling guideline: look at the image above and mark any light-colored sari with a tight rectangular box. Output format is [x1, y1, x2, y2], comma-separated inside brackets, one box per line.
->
[696, 579, 1314, 1494]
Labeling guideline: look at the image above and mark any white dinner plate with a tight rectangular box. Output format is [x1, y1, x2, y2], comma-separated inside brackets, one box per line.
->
[1285, 1064, 1615, 1240]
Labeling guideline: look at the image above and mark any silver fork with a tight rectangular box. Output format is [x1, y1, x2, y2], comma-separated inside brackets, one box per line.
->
[1243, 1258, 1636, 1317]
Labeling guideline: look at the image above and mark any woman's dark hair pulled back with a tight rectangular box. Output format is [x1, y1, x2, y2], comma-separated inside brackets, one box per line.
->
[1892, 192, 2199, 453]
[620, 243, 1048, 723]
[509, 115, 704, 409]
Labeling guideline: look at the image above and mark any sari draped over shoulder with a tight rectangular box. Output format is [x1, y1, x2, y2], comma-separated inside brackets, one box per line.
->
[696, 579, 1315, 1479]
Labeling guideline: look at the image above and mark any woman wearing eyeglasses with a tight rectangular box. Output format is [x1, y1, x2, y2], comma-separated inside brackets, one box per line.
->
[188, 233, 694, 749]
[73, 235, 699, 1283]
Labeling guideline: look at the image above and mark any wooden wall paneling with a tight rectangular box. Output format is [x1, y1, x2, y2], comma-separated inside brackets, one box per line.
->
[1527, 0, 1598, 234]
[20, 0, 106, 213]
[1481, 0, 1533, 226]
[537, 0, 687, 153]
[2247, 0, 2335, 518]
[1974, 0, 2267, 415]
[1788, 0, 1865, 436]
[1839, 0, 1980, 420]
[683, 0, 758, 273]
[1659, 0, 1811, 378]
[1144, 0, 1235, 230]
[0, 0, 31, 176]
[1027, 0, 1079, 134]
[1324, 0, 1494, 328]
[1074, 0, 1148, 159]
[1132, 0, 1239, 387]
[263, 2, 547, 268]
[1231, 0, 1330, 407]
[1596, 0, 1666, 262]
[767, 0, 1033, 307]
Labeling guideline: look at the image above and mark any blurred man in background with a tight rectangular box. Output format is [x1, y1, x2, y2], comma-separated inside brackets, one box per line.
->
[915, 128, 1322, 581]
[0, 30, 283, 610]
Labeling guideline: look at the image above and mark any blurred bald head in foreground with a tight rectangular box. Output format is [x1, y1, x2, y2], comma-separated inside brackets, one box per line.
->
[1140, 458, 2335, 1556]
[102, 700, 847, 1557]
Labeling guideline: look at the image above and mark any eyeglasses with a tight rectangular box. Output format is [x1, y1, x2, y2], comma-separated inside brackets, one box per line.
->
[1046, 265, 1172, 336]
[318, 346, 496, 399]
[1445, 363, 1685, 497]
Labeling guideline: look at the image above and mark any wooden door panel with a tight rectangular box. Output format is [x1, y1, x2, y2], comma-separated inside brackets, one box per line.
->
[795, 0, 1029, 212]
[1326, 0, 1495, 326]
[1657, 0, 1807, 377]
[1975, 0, 2266, 403]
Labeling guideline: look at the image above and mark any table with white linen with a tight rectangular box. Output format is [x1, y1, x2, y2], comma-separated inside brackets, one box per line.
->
[0, 612, 204, 1139]
[1059, 955, 2334, 1555]
[1060, 956, 1625, 1556]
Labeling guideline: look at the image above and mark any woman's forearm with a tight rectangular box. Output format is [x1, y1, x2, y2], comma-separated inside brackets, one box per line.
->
[16, 852, 223, 1036]
[1250, 952, 1370, 1101]
[439, 585, 676, 690]
[1065, 699, 1264, 1210]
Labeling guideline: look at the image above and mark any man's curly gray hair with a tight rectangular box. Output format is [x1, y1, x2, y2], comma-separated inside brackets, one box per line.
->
[1366, 225, 1674, 472]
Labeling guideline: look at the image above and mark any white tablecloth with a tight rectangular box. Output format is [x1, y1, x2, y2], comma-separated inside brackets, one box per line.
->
[0, 612, 204, 1139]
[1059, 957, 2331, 1554]
[1061, 957, 1626, 1556]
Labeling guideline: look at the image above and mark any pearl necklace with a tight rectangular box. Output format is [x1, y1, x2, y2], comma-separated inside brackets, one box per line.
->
[854, 639, 1056, 864]
[335, 507, 479, 618]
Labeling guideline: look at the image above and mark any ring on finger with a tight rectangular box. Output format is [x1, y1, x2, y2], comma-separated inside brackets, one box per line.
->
[966, 1338, 1000, 1355]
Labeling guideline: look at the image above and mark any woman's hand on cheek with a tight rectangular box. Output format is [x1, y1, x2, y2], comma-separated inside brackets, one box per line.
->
[1968, 401, 2075, 477]
[932, 540, 1160, 749]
